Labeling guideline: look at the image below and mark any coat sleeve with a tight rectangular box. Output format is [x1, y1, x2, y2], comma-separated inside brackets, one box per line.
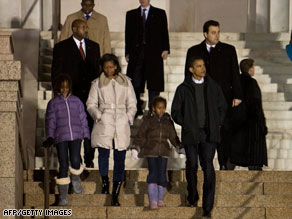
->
[126, 80, 137, 125]
[86, 82, 103, 121]
[94, 44, 101, 78]
[102, 17, 111, 55]
[51, 43, 63, 89]
[230, 46, 242, 100]
[59, 16, 72, 42]
[45, 100, 56, 139]
[184, 48, 191, 77]
[171, 86, 184, 126]
[247, 80, 267, 129]
[78, 99, 91, 139]
[216, 85, 228, 125]
[125, 11, 132, 56]
[130, 117, 148, 152]
[161, 10, 170, 53]
[168, 118, 182, 149]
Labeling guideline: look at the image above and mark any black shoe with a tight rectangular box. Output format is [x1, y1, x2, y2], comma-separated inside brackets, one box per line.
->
[220, 164, 227, 170]
[111, 181, 122, 206]
[203, 210, 211, 218]
[187, 197, 198, 207]
[85, 161, 94, 168]
[101, 176, 109, 194]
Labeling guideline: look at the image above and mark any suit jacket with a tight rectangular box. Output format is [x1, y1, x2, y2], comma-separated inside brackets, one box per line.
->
[185, 41, 242, 105]
[59, 10, 111, 56]
[125, 5, 170, 91]
[51, 36, 101, 104]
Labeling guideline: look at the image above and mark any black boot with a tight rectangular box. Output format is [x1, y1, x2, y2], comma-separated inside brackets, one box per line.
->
[111, 181, 122, 206]
[101, 176, 109, 194]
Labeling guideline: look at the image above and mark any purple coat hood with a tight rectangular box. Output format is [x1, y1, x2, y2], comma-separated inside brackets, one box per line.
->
[45, 94, 90, 144]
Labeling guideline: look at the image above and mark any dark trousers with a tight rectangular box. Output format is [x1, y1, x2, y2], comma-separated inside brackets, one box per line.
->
[147, 157, 168, 187]
[132, 45, 160, 110]
[184, 129, 216, 212]
[56, 139, 82, 178]
[98, 147, 126, 182]
[217, 127, 235, 170]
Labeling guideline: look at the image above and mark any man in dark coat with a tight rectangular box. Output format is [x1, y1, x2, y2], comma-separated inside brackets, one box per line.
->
[51, 19, 101, 168]
[171, 56, 227, 218]
[125, 0, 170, 116]
[184, 20, 242, 170]
[231, 59, 268, 170]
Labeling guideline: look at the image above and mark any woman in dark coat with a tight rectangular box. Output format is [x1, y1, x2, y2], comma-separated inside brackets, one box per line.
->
[231, 59, 268, 170]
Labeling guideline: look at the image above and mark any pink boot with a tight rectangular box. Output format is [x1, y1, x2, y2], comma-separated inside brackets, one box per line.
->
[158, 185, 166, 207]
[148, 183, 158, 210]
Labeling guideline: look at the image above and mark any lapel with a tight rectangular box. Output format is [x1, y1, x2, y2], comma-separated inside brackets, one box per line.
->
[84, 38, 91, 62]
[69, 36, 83, 61]
[146, 5, 154, 28]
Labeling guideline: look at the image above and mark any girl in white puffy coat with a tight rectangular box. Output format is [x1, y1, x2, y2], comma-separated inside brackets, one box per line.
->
[86, 53, 137, 206]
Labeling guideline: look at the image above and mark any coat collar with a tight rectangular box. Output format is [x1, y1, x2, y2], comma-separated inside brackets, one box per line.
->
[77, 10, 99, 20]
[98, 72, 129, 88]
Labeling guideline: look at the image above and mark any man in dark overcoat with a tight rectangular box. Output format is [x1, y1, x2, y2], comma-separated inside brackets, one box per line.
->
[125, 0, 170, 116]
[231, 58, 268, 170]
[172, 56, 227, 218]
[51, 19, 101, 168]
[184, 20, 242, 170]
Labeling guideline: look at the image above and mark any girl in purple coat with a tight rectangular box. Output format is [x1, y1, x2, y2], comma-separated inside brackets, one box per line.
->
[43, 74, 90, 206]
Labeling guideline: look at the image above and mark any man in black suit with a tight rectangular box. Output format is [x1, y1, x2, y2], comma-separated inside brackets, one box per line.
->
[52, 19, 101, 168]
[184, 20, 242, 170]
[125, 0, 170, 116]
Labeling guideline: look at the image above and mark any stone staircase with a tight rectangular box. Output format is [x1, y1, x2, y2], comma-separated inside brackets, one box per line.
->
[23, 169, 292, 218]
[37, 31, 292, 170]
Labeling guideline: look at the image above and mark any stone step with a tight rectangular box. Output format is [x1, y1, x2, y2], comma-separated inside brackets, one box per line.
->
[40, 30, 290, 42]
[112, 47, 252, 58]
[24, 181, 269, 195]
[262, 101, 292, 111]
[40, 63, 267, 76]
[25, 181, 292, 196]
[24, 170, 292, 183]
[22, 206, 269, 219]
[111, 40, 288, 50]
[108, 31, 290, 42]
[24, 193, 292, 208]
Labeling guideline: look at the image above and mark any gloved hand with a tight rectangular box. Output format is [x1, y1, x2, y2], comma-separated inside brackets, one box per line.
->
[131, 149, 139, 160]
[84, 138, 90, 148]
[43, 137, 54, 148]
[176, 147, 186, 155]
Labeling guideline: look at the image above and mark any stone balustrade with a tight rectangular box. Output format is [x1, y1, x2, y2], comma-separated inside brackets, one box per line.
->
[0, 30, 24, 216]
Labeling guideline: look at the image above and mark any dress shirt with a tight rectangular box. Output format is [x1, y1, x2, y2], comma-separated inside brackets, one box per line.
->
[141, 5, 150, 19]
[73, 36, 86, 56]
[206, 43, 216, 53]
[192, 76, 205, 84]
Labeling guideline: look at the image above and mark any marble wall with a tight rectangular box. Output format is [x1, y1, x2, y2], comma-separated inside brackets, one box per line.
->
[0, 0, 291, 33]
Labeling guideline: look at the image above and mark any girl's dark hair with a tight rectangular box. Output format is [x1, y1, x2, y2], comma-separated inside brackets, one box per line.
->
[240, 58, 254, 73]
[53, 74, 72, 96]
[100, 53, 121, 76]
[151, 96, 167, 109]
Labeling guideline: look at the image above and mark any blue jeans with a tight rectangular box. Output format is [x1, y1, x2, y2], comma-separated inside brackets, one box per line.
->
[98, 147, 126, 182]
[147, 157, 168, 187]
[56, 139, 82, 178]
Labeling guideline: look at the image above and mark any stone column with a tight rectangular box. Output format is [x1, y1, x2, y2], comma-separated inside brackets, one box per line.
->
[270, 0, 289, 32]
[0, 31, 23, 216]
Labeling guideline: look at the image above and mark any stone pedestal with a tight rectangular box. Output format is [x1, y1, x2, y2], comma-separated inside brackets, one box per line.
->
[0, 31, 23, 217]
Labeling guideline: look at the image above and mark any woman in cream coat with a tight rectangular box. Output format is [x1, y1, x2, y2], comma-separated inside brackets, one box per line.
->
[87, 54, 137, 206]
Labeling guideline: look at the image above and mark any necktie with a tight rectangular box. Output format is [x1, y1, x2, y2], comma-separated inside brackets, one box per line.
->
[79, 41, 86, 60]
[142, 9, 147, 44]
[85, 14, 90, 20]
